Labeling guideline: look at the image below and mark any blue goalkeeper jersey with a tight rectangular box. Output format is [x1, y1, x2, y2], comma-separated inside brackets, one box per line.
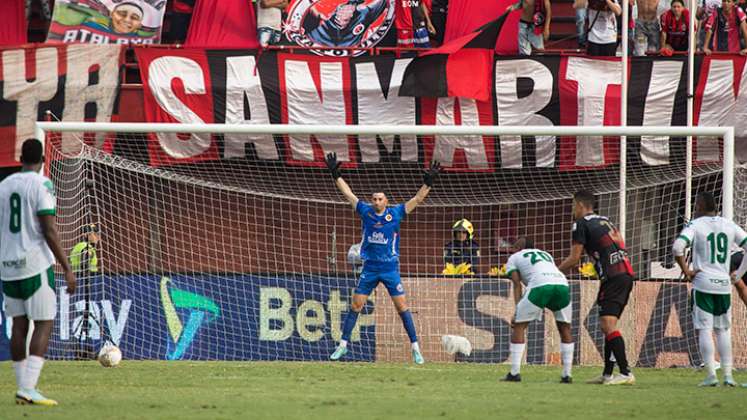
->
[356, 201, 406, 271]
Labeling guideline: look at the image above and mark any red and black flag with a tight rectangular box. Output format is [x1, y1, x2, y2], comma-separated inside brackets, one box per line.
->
[399, 13, 508, 102]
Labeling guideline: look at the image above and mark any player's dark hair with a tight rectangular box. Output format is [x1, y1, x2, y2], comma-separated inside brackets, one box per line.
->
[573, 190, 596, 209]
[20, 138, 43, 165]
[670, 0, 684, 6]
[696, 192, 717, 213]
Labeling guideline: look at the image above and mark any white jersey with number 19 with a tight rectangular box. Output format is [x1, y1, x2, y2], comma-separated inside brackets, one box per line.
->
[676, 216, 747, 295]
[0, 171, 56, 281]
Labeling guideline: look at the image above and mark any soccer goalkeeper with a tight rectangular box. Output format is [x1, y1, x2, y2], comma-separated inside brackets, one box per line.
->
[325, 153, 441, 364]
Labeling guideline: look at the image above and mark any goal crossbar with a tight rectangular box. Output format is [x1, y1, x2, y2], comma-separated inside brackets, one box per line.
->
[34, 122, 736, 226]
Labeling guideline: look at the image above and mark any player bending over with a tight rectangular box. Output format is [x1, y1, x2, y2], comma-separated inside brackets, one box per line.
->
[673, 192, 747, 387]
[1, 139, 76, 405]
[558, 190, 635, 385]
[325, 153, 440, 364]
[501, 237, 575, 383]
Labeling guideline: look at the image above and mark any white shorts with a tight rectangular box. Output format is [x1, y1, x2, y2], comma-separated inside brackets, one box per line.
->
[2, 267, 57, 320]
[515, 284, 572, 324]
[692, 290, 731, 330]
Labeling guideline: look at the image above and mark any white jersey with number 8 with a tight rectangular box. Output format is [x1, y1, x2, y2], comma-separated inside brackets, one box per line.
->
[0, 171, 56, 281]
[676, 216, 747, 295]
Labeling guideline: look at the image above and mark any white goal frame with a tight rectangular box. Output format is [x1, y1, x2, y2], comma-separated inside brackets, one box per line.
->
[35, 122, 736, 239]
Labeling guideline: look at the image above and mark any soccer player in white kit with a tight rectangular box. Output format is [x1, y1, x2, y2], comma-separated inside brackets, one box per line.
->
[0, 139, 76, 405]
[673, 192, 747, 387]
[501, 237, 575, 383]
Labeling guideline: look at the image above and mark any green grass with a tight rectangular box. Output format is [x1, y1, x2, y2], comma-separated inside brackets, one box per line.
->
[1, 362, 746, 419]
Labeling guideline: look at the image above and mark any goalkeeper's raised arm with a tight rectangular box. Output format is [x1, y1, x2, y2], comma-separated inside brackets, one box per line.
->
[405, 161, 441, 214]
[325, 153, 359, 209]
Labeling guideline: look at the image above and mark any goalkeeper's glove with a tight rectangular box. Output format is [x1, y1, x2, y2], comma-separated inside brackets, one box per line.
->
[325, 152, 342, 180]
[423, 160, 441, 187]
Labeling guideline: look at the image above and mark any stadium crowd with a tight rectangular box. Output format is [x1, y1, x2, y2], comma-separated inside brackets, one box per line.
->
[12, 0, 747, 55]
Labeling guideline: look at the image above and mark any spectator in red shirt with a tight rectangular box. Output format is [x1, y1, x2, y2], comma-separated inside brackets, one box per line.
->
[660, 0, 691, 52]
[703, 0, 747, 54]
[395, 0, 435, 48]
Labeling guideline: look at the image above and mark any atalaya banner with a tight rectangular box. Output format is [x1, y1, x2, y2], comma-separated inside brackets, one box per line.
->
[135, 49, 747, 170]
[0, 44, 123, 166]
[48, 0, 166, 44]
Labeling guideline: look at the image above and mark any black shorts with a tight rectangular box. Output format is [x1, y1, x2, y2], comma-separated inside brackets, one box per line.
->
[587, 41, 617, 56]
[597, 275, 634, 318]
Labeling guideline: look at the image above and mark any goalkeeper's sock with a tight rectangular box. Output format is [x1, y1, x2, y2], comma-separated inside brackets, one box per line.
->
[340, 310, 360, 343]
[698, 328, 716, 378]
[399, 310, 418, 343]
[13, 359, 26, 389]
[21, 356, 44, 390]
[560, 342, 574, 377]
[411, 342, 421, 353]
[606, 331, 630, 376]
[715, 328, 733, 379]
[509, 342, 525, 375]
[603, 338, 614, 376]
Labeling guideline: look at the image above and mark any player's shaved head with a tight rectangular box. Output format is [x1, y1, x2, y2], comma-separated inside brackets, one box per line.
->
[695, 192, 717, 215]
[513, 237, 535, 250]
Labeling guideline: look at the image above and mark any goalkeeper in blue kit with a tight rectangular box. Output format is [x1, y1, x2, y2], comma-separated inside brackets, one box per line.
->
[325, 153, 441, 364]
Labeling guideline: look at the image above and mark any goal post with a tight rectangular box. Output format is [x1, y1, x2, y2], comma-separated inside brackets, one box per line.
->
[35, 121, 742, 367]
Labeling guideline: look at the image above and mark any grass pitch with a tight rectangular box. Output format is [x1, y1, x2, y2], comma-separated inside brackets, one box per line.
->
[0, 361, 745, 419]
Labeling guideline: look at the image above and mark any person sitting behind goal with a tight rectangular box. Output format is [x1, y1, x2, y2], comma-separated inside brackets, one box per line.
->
[443, 219, 480, 275]
[70, 223, 100, 276]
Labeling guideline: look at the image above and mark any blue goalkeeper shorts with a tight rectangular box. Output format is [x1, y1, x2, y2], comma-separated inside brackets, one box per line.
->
[355, 269, 405, 297]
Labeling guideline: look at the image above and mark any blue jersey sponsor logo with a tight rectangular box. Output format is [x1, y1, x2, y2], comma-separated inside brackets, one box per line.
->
[356, 201, 406, 267]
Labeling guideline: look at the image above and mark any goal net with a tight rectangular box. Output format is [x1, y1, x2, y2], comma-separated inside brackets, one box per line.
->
[40, 123, 745, 368]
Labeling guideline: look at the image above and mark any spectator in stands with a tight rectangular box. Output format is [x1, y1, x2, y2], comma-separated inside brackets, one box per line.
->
[697, 0, 723, 50]
[703, 0, 747, 54]
[258, 0, 288, 47]
[395, 0, 435, 48]
[443, 219, 480, 273]
[660, 0, 690, 53]
[507, 0, 552, 55]
[586, 0, 622, 55]
[168, 0, 195, 44]
[575, 0, 588, 48]
[429, 0, 448, 46]
[26, 0, 53, 21]
[739, 0, 747, 13]
[636, 0, 662, 54]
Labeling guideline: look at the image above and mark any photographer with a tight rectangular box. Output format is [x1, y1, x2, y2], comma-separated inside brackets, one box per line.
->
[587, 0, 623, 55]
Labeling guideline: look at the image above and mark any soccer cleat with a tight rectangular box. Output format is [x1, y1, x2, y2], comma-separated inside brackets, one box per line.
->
[329, 345, 348, 361]
[723, 377, 737, 387]
[412, 348, 425, 365]
[605, 373, 636, 386]
[697, 376, 719, 387]
[15, 389, 58, 406]
[586, 375, 612, 384]
[560, 376, 573, 384]
[500, 373, 521, 382]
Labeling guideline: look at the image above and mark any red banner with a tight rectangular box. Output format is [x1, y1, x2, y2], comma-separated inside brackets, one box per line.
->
[0, 44, 123, 166]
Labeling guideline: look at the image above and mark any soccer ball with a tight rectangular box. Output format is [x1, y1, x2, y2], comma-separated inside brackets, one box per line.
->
[98, 342, 122, 367]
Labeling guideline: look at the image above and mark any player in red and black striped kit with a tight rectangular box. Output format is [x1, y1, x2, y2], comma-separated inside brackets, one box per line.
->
[558, 190, 636, 385]
[395, 0, 435, 48]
